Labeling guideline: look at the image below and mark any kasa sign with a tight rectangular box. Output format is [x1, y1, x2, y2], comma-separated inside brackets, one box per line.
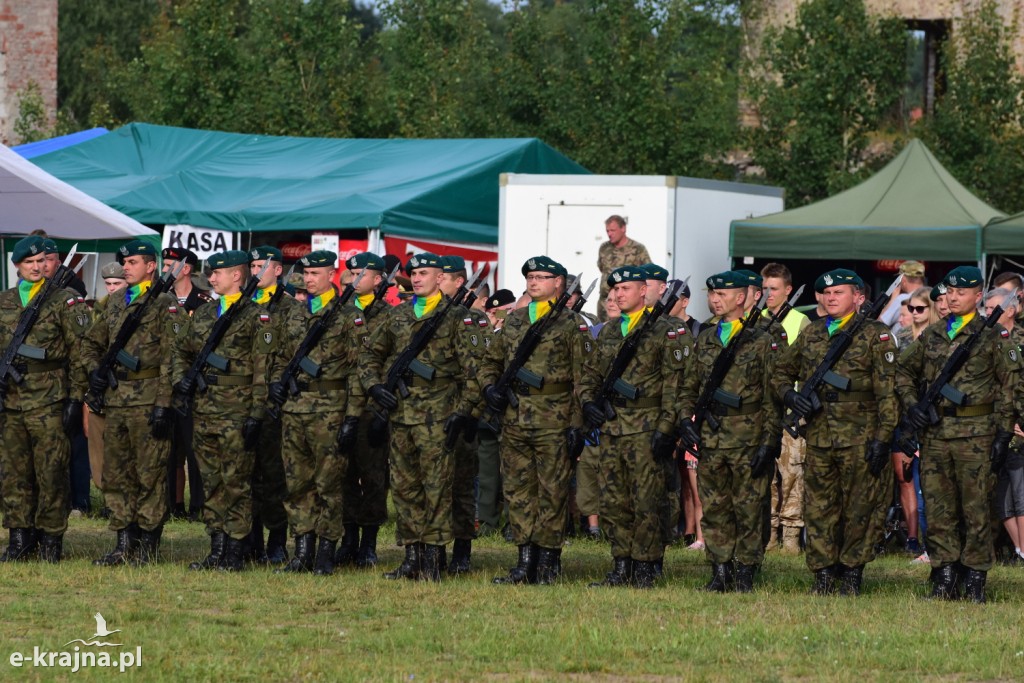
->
[162, 225, 241, 260]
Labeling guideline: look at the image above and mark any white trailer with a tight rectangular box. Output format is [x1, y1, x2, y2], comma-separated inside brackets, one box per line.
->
[498, 174, 785, 316]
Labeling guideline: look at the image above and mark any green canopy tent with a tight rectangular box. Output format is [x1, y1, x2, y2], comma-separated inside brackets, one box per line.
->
[729, 139, 1005, 263]
[984, 211, 1024, 256]
[30, 123, 590, 245]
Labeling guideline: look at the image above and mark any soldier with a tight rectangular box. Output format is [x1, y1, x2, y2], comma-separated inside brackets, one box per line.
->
[596, 215, 651, 322]
[480, 256, 589, 584]
[359, 252, 480, 582]
[895, 266, 1021, 603]
[246, 245, 299, 565]
[265, 250, 363, 576]
[773, 269, 898, 595]
[82, 240, 186, 565]
[677, 271, 782, 593]
[334, 252, 391, 570]
[0, 236, 90, 562]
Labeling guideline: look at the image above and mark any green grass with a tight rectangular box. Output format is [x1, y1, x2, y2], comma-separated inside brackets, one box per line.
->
[2, 511, 1023, 682]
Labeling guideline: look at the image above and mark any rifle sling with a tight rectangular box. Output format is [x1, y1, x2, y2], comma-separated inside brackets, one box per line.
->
[710, 401, 761, 417]
[513, 381, 571, 397]
[203, 373, 252, 387]
[941, 403, 994, 418]
[611, 396, 662, 409]
[114, 367, 161, 381]
[293, 378, 345, 392]
[20, 360, 64, 374]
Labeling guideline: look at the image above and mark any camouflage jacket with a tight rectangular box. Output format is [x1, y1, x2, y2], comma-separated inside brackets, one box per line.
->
[678, 323, 782, 449]
[773, 316, 899, 448]
[597, 239, 651, 300]
[358, 296, 480, 425]
[0, 284, 90, 411]
[579, 310, 691, 436]
[479, 306, 590, 429]
[895, 315, 1021, 439]
[80, 286, 186, 409]
[268, 293, 362, 417]
[171, 298, 270, 420]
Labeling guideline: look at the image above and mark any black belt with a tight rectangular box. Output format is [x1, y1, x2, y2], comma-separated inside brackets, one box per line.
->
[203, 374, 252, 387]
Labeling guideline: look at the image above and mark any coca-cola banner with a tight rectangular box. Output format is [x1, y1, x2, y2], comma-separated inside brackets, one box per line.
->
[382, 236, 498, 295]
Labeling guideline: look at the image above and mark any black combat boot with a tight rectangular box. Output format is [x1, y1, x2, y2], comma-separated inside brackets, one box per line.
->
[929, 563, 961, 601]
[962, 568, 987, 604]
[313, 538, 338, 576]
[383, 543, 421, 580]
[1, 528, 37, 562]
[838, 564, 864, 597]
[589, 557, 634, 587]
[448, 538, 472, 576]
[188, 530, 227, 571]
[219, 536, 246, 572]
[334, 524, 360, 567]
[734, 563, 757, 593]
[419, 544, 445, 582]
[93, 526, 139, 566]
[653, 558, 664, 580]
[356, 525, 379, 568]
[265, 526, 288, 565]
[134, 526, 163, 567]
[535, 547, 562, 585]
[494, 544, 538, 585]
[632, 560, 658, 589]
[246, 518, 267, 564]
[703, 562, 735, 593]
[278, 533, 316, 573]
[38, 533, 63, 564]
[811, 565, 837, 595]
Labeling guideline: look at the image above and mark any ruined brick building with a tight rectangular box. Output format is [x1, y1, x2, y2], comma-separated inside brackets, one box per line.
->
[0, 0, 56, 145]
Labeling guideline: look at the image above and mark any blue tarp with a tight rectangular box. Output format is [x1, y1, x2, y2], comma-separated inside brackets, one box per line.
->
[13, 127, 109, 159]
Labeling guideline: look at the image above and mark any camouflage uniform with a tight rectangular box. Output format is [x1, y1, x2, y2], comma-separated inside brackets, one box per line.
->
[596, 239, 651, 322]
[773, 315, 898, 583]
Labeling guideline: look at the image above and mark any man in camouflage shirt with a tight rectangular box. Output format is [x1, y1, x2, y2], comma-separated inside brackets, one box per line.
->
[596, 215, 650, 323]
[0, 236, 90, 563]
[773, 268, 898, 596]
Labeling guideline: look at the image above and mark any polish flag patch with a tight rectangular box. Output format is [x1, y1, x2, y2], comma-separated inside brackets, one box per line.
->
[354, 317, 364, 326]
[1001, 329, 1010, 338]
[66, 297, 76, 307]
[463, 317, 473, 325]
[478, 319, 488, 327]
[677, 327, 688, 335]
[259, 313, 270, 323]
[579, 324, 589, 332]
[168, 305, 178, 313]
[667, 330, 677, 339]
[771, 342, 779, 351]
[879, 333, 890, 341]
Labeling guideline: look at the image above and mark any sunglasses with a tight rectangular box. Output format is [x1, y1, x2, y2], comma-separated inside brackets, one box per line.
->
[906, 305, 928, 314]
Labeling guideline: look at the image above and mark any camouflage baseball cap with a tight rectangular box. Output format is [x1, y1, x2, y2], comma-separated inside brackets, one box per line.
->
[116, 239, 157, 264]
[405, 252, 442, 274]
[899, 260, 926, 278]
[642, 263, 669, 282]
[11, 235, 46, 263]
[250, 245, 283, 263]
[300, 250, 338, 269]
[208, 250, 250, 270]
[101, 262, 126, 280]
[287, 271, 307, 292]
[941, 266, 982, 289]
[706, 271, 747, 290]
[522, 255, 566, 278]
[607, 266, 647, 288]
[814, 268, 864, 293]
[346, 252, 386, 271]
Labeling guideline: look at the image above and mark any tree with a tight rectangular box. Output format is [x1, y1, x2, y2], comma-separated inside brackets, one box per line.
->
[14, 81, 50, 144]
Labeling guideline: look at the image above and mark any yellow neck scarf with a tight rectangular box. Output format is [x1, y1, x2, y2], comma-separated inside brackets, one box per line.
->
[218, 292, 242, 317]
[620, 307, 649, 337]
[17, 278, 46, 308]
[125, 279, 153, 305]
[528, 300, 552, 324]
[253, 284, 276, 305]
[412, 291, 442, 319]
[356, 293, 375, 311]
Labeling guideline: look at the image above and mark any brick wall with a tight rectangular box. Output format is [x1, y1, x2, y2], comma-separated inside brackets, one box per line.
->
[0, 0, 57, 145]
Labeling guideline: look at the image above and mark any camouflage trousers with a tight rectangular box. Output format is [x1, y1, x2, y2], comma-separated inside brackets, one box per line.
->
[697, 446, 771, 565]
[803, 444, 888, 571]
[281, 411, 347, 541]
[87, 410, 105, 489]
[771, 432, 805, 529]
[103, 406, 170, 533]
[194, 415, 254, 541]
[500, 425, 572, 549]
[0, 404, 70, 535]
[598, 431, 666, 562]
[476, 428, 502, 529]
[252, 416, 288, 532]
[920, 436, 995, 571]
[452, 431, 479, 541]
[575, 443, 601, 517]
[660, 456, 681, 547]
[341, 411, 389, 527]
[390, 420, 453, 546]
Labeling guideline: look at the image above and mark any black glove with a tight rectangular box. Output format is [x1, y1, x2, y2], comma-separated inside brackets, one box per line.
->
[369, 383, 398, 411]
[148, 406, 172, 440]
[462, 418, 479, 444]
[990, 428, 1014, 474]
[368, 414, 389, 448]
[678, 419, 702, 450]
[864, 439, 890, 478]
[651, 430, 677, 464]
[749, 443, 780, 479]
[267, 381, 287, 407]
[173, 376, 194, 399]
[566, 427, 585, 459]
[483, 384, 508, 413]
[443, 413, 469, 450]
[905, 403, 931, 430]
[88, 369, 108, 396]
[62, 399, 84, 438]
[242, 417, 262, 451]
[336, 416, 360, 455]
[783, 389, 813, 416]
[582, 400, 607, 427]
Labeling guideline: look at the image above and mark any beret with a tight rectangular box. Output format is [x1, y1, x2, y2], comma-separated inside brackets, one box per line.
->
[930, 283, 947, 301]
[405, 252, 442, 274]
[486, 288, 517, 310]
[42, 238, 58, 255]
[250, 245, 283, 263]
[642, 263, 669, 282]
[208, 250, 250, 270]
[734, 269, 763, 288]
[522, 255, 567, 278]
[162, 246, 199, 266]
[101, 262, 126, 279]
[814, 268, 864, 293]
[941, 266, 983, 289]
[346, 252, 386, 271]
[706, 271, 747, 290]
[300, 250, 338, 268]
[607, 266, 648, 288]
[440, 255, 466, 273]
[11, 236, 46, 264]
[116, 239, 156, 264]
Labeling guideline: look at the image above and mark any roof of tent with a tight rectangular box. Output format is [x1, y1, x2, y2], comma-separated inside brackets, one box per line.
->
[983, 211, 1024, 255]
[729, 139, 1005, 261]
[30, 123, 591, 245]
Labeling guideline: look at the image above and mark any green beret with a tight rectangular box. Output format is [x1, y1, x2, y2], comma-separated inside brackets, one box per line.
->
[11, 236, 46, 264]
[706, 271, 747, 290]
[607, 266, 647, 288]
[735, 269, 763, 288]
[300, 250, 338, 268]
[440, 255, 467, 273]
[642, 263, 669, 282]
[42, 238, 58, 255]
[208, 250, 250, 270]
[814, 268, 864, 293]
[941, 266, 983, 289]
[346, 252, 386, 271]
[930, 283, 947, 301]
[116, 239, 156, 264]
[250, 245, 282, 263]
[405, 252, 442, 274]
[521, 255, 566, 278]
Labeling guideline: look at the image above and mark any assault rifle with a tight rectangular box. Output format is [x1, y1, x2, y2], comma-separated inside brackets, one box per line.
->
[572, 277, 598, 314]
[359, 263, 402, 320]
[782, 275, 904, 438]
[761, 284, 805, 332]
[265, 264, 295, 313]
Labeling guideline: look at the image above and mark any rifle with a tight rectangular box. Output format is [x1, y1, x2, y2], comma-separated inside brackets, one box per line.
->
[0, 245, 83, 412]
[761, 284, 805, 332]
[359, 263, 401, 320]
[572, 278, 598, 314]
[576, 278, 689, 454]
[782, 275, 904, 438]
[173, 260, 273, 416]
[483, 274, 582, 431]
[84, 259, 186, 414]
[896, 287, 1017, 453]
[460, 274, 489, 311]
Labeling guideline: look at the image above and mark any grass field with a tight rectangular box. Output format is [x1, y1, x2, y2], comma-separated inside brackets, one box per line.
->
[2, 510, 1023, 682]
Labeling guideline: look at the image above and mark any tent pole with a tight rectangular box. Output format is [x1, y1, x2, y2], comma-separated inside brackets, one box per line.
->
[368, 229, 382, 254]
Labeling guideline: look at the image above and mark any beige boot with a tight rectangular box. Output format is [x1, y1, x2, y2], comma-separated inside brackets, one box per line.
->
[781, 526, 802, 555]
[765, 526, 779, 552]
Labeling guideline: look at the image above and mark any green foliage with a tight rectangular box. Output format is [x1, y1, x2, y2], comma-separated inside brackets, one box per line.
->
[13, 81, 50, 144]
[747, 0, 906, 206]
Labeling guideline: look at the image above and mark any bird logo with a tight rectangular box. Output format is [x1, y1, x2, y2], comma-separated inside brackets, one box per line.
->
[63, 613, 122, 647]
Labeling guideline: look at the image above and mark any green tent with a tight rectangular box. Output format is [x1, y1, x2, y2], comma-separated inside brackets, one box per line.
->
[983, 211, 1024, 255]
[30, 123, 590, 245]
[730, 139, 1005, 261]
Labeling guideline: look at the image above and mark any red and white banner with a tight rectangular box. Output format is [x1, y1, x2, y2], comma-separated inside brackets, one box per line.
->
[382, 236, 499, 294]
